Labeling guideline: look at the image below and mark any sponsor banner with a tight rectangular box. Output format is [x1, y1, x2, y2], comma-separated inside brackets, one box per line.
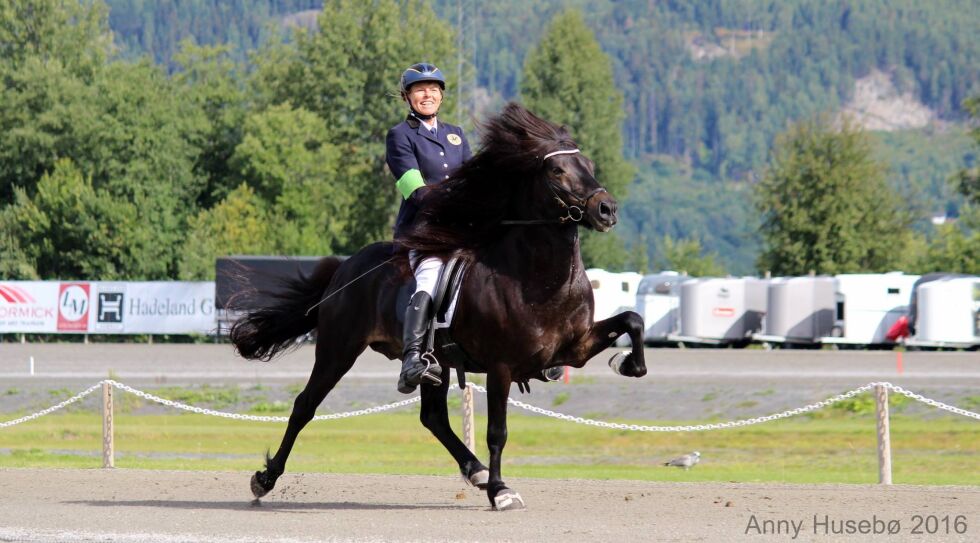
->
[0, 282, 60, 333]
[0, 281, 215, 334]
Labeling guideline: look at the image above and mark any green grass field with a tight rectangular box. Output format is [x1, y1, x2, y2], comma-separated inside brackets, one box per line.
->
[1, 409, 977, 485]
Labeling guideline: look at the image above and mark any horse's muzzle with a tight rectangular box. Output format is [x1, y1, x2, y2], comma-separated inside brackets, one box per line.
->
[587, 192, 618, 232]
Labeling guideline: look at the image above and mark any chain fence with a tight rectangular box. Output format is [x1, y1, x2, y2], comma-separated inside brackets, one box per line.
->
[2, 380, 978, 430]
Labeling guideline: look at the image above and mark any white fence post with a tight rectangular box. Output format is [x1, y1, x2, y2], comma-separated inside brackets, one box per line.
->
[462, 385, 476, 453]
[102, 382, 114, 469]
[875, 384, 892, 485]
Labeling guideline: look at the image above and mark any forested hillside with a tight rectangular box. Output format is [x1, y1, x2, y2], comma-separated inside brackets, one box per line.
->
[100, 0, 979, 274]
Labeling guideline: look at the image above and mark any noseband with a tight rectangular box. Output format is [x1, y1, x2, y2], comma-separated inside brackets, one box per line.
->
[501, 149, 608, 226]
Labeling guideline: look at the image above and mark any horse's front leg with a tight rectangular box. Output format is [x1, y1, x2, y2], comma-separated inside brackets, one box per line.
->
[557, 311, 647, 377]
[419, 374, 489, 489]
[485, 363, 525, 510]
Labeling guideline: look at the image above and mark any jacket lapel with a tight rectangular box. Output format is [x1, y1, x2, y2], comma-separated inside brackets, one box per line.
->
[418, 124, 443, 146]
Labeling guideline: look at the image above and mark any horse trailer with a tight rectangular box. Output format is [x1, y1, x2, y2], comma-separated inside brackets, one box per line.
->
[634, 272, 689, 344]
[756, 277, 836, 345]
[586, 269, 643, 320]
[677, 277, 768, 345]
[821, 273, 920, 346]
[908, 275, 980, 348]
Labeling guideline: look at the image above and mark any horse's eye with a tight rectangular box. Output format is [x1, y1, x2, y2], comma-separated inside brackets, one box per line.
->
[551, 167, 563, 176]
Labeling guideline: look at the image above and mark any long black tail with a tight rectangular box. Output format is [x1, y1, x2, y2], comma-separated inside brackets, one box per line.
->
[230, 257, 343, 361]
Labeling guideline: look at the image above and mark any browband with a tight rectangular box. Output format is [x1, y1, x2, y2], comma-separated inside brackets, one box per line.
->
[542, 149, 580, 160]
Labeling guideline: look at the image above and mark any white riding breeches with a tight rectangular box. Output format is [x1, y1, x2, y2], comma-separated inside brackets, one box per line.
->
[409, 251, 444, 298]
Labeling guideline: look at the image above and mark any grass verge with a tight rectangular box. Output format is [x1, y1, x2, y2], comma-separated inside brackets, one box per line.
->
[1, 410, 977, 485]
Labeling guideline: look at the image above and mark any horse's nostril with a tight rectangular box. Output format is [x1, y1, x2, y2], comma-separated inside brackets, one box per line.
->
[599, 202, 612, 218]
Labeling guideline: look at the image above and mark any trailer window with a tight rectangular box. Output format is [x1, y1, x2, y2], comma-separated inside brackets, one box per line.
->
[590, 280, 600, 289]
[887, 288, 900, 294]
[621, 282, 630, 292]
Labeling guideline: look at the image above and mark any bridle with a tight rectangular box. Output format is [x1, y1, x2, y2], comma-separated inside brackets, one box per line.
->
[501, 149, 608, 226]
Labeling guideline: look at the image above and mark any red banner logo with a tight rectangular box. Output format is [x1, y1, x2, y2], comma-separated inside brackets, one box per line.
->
[57, 283, 90, 331]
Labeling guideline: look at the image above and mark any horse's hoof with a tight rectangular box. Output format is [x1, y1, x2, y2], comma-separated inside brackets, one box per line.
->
[465, 469, 489, 490]
[493, 489, 526, 511]
[250, 471, 272, 498]
[608, 351, 631, 375]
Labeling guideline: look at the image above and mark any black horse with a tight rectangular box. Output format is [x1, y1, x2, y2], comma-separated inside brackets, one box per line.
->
[231, 102, 647, 510]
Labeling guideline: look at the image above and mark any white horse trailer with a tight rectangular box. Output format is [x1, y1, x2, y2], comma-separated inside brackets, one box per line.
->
[756, 277, 836, 345]
[822, 273, 920, 346]
[677, 277, 768, 345]
[586, 269, 643, 321]
[909, 276, 980, 348]
[635, 272, 689, 344]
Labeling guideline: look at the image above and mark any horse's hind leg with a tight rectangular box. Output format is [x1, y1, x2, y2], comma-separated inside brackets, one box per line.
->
[420, 378, 489, 489]
[251, 336, 366, 499]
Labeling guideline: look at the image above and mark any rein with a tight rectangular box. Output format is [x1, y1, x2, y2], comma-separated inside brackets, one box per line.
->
[501, 148, 607, 226]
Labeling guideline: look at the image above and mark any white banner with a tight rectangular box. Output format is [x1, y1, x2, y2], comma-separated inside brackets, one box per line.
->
[0, 281, 216, 334]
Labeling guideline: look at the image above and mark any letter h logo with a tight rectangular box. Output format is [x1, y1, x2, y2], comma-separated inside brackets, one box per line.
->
[98, 292, 124, 323]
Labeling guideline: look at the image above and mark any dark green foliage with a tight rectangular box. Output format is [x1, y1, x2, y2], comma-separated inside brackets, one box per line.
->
[953, 96, 980, 206]
[249, 0, 457, 251]
[520, 9, 634, 269]
[104, 0, 322, 69]
[1, 1, 976, 280]
[756, 118, 913, 275]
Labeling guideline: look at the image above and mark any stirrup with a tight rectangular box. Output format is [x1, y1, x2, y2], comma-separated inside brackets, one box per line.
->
[419, 351, 443, 385]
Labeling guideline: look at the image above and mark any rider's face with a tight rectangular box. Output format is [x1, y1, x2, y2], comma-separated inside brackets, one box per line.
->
[406, 82, 442, 117]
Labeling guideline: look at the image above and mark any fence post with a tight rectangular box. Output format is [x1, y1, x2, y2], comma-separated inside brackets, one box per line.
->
[462, 384, 476, 453]
[874, 384, 892, 485]
[102, 382, 114, 469]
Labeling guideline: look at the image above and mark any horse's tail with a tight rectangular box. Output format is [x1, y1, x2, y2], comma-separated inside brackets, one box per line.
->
[230, 257, 343, 361]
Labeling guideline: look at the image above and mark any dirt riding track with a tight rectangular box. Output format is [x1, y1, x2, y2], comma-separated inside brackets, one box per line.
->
[0, 469, 977, 542]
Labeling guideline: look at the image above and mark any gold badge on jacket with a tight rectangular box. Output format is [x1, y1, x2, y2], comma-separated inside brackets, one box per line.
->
[447, 134, 462, 146]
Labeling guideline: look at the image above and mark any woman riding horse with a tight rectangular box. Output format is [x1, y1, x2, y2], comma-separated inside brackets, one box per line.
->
[386, 62, 472, 394]
[232, 102, 647, 510]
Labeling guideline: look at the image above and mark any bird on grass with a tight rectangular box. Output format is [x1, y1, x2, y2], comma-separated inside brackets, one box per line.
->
[663, 451, 700, 470]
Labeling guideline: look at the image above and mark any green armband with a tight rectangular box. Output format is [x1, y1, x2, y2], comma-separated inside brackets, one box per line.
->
[396, 169, 425, 199]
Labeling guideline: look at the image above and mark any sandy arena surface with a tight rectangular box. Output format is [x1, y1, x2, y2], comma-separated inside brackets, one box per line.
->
[0, 468, 977, 542]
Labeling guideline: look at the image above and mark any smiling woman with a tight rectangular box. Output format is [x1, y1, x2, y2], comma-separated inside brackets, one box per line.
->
[386, 62, 472, 395]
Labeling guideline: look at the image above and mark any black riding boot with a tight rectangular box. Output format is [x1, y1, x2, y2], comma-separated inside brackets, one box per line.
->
[397, 292, 443, 394]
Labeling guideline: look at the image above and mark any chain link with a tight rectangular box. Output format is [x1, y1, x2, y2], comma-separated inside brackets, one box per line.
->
[468, 382, 979, 431]
[107, 380, 421, 422]
[1, 380, 977, 430]
[0, 382, 103, 428]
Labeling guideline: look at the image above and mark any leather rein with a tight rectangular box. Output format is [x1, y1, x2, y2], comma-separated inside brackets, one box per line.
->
[500, 149, 607, 226]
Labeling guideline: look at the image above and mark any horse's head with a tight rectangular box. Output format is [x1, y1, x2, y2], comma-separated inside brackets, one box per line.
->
[540, 148, 618, 232]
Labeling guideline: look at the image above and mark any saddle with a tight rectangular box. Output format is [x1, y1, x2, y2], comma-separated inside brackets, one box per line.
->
[399, 255, 558, 392]
[421, 256, 481, 388]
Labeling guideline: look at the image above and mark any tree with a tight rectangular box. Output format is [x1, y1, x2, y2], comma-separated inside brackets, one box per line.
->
[0, 0, 209, 279]
[249, 0, 457, 252]
[756, 117, 912, 275]
[656, 235, 725, 277]
[172, 40, 248, 208]
[1, 159, 139, 279]
[179, 184, 272, 280]
[954, 96, 980, 205]
[230, 103, 352, 255]
[0, 0, 111, 80]
[520, 9, 635, 269]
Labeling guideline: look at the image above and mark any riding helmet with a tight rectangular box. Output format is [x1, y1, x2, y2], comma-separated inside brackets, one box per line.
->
[399, 63, 446, 94]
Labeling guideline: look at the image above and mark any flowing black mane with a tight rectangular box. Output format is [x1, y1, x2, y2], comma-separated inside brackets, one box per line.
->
[398, 102, 577, 256]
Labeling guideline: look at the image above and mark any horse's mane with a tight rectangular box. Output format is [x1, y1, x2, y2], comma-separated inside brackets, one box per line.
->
[398, 102, 577, 257]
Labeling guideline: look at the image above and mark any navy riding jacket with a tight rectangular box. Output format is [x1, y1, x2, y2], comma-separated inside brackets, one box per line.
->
[386, 114, 471, 238]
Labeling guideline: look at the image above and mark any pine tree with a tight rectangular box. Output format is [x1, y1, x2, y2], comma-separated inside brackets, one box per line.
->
[520, 9, 634, 269]
[756, 117, 912, 275]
